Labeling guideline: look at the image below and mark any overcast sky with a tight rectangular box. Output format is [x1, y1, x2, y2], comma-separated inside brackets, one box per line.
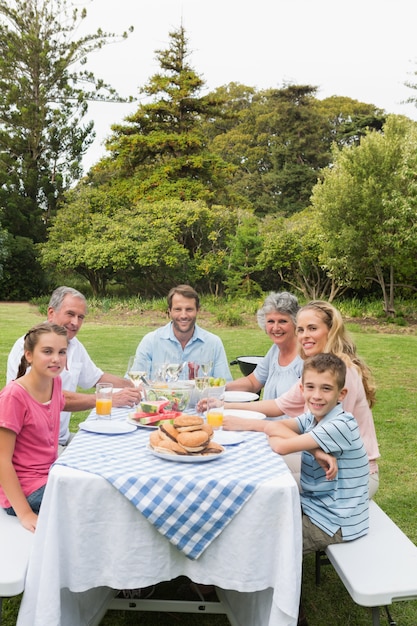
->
[81, 0, 417, 170]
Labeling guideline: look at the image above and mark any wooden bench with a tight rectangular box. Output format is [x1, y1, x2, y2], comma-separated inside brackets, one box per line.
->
[0, 508, 33, 624]
[316, 500, 417, 625]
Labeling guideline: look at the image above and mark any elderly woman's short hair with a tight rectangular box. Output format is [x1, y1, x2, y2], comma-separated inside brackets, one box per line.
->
[256, 292, 299, 330]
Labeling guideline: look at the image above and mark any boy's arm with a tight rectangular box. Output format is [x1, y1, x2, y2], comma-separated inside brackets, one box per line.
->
[268, 429, 317, 455]
[266, 419, 338, 480]
[222, 415, 267, 432]
[266, 418, 321, 454]
[263, 418, 300, 438]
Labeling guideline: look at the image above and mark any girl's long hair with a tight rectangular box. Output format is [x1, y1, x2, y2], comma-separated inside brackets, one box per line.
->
[298, 301, 376, 407]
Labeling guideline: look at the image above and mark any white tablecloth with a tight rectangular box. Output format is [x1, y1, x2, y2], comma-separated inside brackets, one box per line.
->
[17, 413, 302, 626]
[53, 410, 292, 560]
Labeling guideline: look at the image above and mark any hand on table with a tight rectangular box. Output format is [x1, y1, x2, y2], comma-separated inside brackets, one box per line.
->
[197, 397, 223, 414]
[196, 397, 207, 414]
[112, 388, 141, 409]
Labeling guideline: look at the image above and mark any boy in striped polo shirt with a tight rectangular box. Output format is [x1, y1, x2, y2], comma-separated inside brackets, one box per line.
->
[266, 352, 369, 556]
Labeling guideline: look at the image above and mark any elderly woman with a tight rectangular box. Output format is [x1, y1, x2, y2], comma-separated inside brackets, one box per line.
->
[226, 291, 303, 400]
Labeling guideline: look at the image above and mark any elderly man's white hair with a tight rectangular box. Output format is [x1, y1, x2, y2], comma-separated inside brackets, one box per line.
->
[48, 286, 87, 312]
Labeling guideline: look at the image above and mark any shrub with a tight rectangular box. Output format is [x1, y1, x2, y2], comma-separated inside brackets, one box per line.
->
[215, 309, 244, 326]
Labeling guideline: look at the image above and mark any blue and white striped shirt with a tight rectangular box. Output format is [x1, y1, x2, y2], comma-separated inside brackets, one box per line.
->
[296, 403, 369, 541]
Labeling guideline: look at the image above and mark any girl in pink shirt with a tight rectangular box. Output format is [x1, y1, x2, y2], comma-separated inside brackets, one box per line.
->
[0, 323, 67, 532]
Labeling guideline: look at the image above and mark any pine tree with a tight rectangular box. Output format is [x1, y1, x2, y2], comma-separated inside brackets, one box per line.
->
[0, 0, 132, 241]
[97, 26, 236, 206]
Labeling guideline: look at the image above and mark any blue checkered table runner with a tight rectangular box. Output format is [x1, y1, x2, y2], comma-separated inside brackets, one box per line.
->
[55, 408, 290, 559]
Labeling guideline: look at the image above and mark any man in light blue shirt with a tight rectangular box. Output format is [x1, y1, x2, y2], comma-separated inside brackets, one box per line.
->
[134, 285, 232, 382]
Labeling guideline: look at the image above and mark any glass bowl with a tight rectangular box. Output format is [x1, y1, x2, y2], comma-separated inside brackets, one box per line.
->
[144, 382, 193, 412]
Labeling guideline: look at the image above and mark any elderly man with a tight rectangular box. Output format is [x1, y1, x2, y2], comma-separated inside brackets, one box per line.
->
[134, 284, 232, 382]
[7, 286, 140, 446]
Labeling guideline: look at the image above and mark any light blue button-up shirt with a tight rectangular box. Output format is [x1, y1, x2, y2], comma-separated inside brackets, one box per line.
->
[134, 322, 232, 382]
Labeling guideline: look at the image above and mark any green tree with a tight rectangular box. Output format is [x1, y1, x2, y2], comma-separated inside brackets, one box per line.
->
[264, 85, 331, 216]
[0, 222, 8, 280]
[0, 234, 46, 299]
[206, 85, 386, 217]
[224, 212, 264, 297]
[258, 208, 347, 301]
[0, 0, 132, 242]
[311, 115, 417, 315]
[315, 95, 386, 148]
[169, 200, 238, 295]
[40, 184, 189, 295]
[40, 181, 238, 296]
[199, 82, 257, 141]
[92, 26, 236, 207]
[207, 85, 325, 216]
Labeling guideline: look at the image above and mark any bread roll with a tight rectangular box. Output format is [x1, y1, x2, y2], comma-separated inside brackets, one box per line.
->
[201, 423, 214, 439]
[159, 423, 179, 442]
[202, 441, 224, 455]
[177, 430, 209, 452]
[154, 439, 188, 455]
[149, 429, 163, 448]
[173, 415, 204, 432]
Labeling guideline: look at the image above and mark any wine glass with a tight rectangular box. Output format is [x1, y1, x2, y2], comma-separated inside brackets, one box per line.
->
[194, 375, 210, 415]
[194, 376, 209, 392]
[127, 356, 146, 388]
[165, 361, 186, 382]
[200, 360, 213, 378]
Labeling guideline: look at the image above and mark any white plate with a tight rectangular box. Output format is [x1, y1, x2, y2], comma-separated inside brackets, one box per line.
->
[223, 391, 259, 402]
[224, 409, 266, 420]
[213, 430, 244, 446]
[112, 388, 123, 393]
[148, 446, 224, 463]
[79, 420, 137, 435]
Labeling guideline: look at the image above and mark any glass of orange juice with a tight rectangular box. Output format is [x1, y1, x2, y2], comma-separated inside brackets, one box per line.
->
[206, 389, 224, 430]
[96, 383, 113, 419]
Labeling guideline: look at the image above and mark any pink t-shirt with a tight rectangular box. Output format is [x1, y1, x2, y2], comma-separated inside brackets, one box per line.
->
[0, 378, 65, 508]
[275, 366, 380, 473]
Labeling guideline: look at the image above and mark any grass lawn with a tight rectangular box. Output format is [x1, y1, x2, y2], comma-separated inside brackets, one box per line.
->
[0, 302, 417, 625]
